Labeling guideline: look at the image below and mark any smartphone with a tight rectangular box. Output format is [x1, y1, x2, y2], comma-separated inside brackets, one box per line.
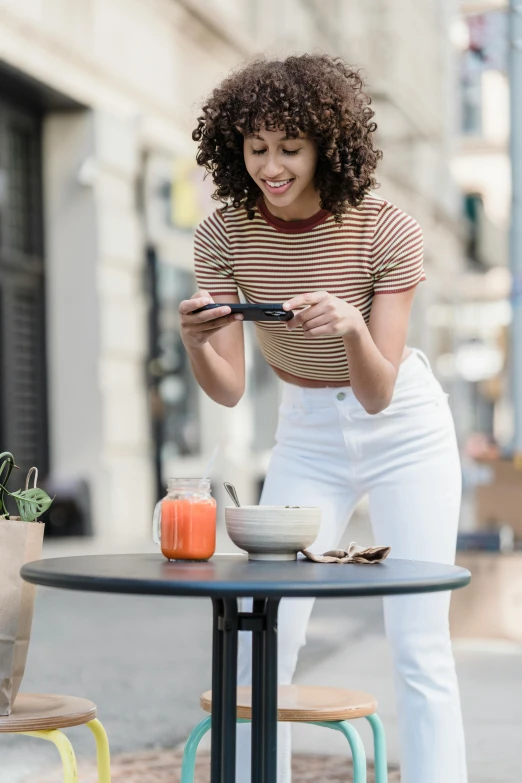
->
[191, 303, 294, 322]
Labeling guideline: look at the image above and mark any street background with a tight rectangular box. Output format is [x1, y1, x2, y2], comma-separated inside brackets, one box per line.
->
[0, 0, 521, 780]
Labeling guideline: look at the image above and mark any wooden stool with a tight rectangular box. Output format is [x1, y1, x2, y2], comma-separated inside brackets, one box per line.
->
[181, 685, 387, 783]
[0, 694, 111, 782]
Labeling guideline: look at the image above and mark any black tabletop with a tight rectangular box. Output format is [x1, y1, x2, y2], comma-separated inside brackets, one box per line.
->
[21, 553, 471, 599]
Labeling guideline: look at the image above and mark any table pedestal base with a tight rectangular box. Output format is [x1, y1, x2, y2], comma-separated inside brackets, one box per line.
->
[210, 597, 280, 783]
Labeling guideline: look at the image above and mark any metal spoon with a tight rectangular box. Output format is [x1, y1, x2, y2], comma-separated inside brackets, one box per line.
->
[223, 482, 241, 507]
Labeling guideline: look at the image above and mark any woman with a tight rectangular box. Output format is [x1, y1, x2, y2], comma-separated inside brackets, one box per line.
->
[180, 54, 467, 783]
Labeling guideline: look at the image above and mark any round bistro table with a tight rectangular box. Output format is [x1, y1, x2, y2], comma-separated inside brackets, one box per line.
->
[21, 553, 471, 783]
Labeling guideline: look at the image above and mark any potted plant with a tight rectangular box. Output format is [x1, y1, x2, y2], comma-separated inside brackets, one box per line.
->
[0, 452, 53, 715]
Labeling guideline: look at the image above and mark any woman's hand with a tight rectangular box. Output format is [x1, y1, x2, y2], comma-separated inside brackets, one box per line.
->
[179, 291, 242, 350]
[283, 291, 364, 338]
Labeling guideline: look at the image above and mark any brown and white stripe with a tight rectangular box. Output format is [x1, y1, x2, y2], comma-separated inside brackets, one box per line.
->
[194, 194, 424, 382]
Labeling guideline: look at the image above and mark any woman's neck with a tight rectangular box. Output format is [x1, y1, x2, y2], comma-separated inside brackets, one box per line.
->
[261, 188, 322, 222]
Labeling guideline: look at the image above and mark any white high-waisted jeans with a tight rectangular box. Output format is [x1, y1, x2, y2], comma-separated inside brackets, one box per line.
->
[236, 349, 467, 783]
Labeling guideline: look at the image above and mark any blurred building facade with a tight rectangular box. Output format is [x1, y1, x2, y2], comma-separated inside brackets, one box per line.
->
[0, 0, 469, 543]
[450, 0, 511, 449]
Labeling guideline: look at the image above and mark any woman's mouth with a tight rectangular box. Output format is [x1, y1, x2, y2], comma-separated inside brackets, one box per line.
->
[262, 178, 295, 196]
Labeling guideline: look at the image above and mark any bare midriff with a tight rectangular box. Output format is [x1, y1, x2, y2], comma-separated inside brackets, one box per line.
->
[270, 347, 412, 388]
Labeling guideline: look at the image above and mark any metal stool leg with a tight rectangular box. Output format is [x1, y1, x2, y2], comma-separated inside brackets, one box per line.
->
[366, 713, 388, 783]
[182, 718, 253, 783]
[183, 715, 373, 783]
[86, 719, 112, 782]
[21, 729, 78, 783]
[334, 721, 368, 783]
[181, 716, 212, 783]
[311, 720, 367, 783]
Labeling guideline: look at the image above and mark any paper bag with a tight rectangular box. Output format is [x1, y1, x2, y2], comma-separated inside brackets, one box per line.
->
[0, 519, 44, 715]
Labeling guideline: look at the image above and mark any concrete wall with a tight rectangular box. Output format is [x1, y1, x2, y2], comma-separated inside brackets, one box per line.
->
[43, 109, 154, 540]
[43, 112, 104, 524]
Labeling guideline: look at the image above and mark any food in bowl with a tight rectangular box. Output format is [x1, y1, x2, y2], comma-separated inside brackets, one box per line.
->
[225, 505, 321, 561]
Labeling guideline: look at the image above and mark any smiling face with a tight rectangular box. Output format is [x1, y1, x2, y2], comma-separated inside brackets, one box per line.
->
[243, 129, 320, 220]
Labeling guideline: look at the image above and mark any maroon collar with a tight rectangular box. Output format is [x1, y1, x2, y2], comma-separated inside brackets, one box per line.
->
[257, 198, 330, 234]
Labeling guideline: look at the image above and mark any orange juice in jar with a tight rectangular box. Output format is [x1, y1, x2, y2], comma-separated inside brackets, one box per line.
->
[152, 478, 217, 561]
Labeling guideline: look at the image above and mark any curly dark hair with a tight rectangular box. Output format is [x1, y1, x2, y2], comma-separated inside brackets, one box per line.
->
[192, 54, 383, 223]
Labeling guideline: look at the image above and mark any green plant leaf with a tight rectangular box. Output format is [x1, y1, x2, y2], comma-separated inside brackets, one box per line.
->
[9, 488, 53, 522]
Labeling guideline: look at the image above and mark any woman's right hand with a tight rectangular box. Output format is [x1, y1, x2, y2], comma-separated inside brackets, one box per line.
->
[179, 291, 242, 350]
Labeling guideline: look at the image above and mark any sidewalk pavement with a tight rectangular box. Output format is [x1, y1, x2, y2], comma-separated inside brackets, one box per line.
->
[24, 749, 400, 782]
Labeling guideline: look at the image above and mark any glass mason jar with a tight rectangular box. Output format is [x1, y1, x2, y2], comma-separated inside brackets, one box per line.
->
[152, 478, 217, 561]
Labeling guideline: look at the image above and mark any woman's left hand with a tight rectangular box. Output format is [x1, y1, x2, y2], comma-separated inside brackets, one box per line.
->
[283, 291, 364, 338]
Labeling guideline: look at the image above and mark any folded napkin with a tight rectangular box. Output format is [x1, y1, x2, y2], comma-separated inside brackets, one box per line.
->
[300, 542, 391, 564]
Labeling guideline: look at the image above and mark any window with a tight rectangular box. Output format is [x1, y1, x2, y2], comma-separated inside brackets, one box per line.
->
[146, 249, 201, 495]
[460, 11, 508, 137]
[0, 95, 48, 482]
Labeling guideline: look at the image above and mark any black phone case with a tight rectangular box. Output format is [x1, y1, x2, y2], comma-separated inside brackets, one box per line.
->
[191, 303, 294, 322]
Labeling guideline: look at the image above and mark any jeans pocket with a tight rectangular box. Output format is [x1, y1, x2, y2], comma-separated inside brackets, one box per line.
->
[379, 390, 450, 418]
[275, 402, 306, 444]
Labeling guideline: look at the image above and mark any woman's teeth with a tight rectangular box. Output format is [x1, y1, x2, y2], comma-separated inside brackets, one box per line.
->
[266, 179, 292, 188]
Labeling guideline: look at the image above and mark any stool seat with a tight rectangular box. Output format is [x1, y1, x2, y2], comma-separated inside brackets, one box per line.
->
[201, 685, 378, 722]
[0, 694, 97, 733]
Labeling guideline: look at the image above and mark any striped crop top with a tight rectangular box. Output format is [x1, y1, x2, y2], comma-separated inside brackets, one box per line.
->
[194, 194, 425, 382]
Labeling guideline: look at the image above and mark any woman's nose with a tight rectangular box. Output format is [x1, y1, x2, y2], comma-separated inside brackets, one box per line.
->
[261, 156, 285, 178]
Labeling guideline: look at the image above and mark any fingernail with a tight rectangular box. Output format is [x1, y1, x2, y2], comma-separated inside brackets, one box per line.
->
[234, 314, 243, 320]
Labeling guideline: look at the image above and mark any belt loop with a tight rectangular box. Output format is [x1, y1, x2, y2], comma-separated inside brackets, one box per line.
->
[297, 386, 308, 414]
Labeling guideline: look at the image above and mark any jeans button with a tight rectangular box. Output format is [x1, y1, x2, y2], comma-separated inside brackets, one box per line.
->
[336, 392, 346, 401]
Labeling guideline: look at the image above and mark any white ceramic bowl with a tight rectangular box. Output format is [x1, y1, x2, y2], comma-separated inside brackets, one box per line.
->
[225, 505, 321, 561]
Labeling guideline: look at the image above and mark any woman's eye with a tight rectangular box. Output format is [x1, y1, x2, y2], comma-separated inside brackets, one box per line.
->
[251, 149, 300, 156]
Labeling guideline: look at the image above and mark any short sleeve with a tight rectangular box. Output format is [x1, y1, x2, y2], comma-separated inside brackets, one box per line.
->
[194, 210, 238, 296]
[371, 202, 425, 294]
